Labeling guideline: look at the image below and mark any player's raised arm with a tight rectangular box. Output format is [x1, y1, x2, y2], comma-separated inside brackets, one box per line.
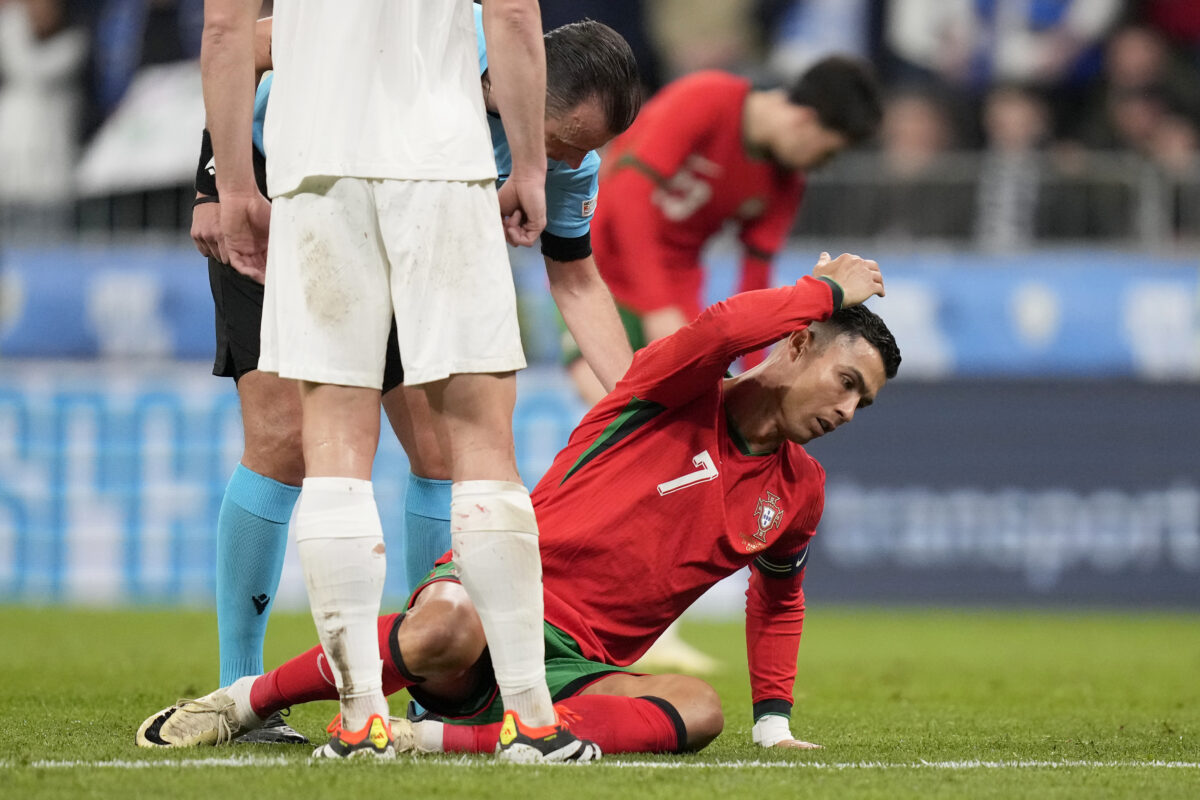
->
[480, 0, 547, 246]
[616, 252, 870, 409]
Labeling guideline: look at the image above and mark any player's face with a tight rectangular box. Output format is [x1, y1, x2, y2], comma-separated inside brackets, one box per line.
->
[781, 332, 886, 444]
[773, 109, 850, 171]
[545, 99, 612, 168]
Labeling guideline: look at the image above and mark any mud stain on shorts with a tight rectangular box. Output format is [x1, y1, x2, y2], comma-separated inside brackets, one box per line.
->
[300, 230, 354, 324]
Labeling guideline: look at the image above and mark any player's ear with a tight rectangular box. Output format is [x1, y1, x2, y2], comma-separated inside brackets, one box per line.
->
[789, 328, 813, 361]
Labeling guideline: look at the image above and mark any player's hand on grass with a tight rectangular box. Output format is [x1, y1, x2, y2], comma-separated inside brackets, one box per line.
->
[190, 195, 228, 264]
[771, 738, 823, 750]
[498, 174, 547, 247]
[220, 192, 271, 283]
[752, 715, 821, 749]
[812, 251, 885, 308]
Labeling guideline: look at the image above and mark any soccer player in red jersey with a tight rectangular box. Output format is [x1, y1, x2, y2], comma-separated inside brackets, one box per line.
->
[137, 252, 899, 755]
[567, 57, 884, 405]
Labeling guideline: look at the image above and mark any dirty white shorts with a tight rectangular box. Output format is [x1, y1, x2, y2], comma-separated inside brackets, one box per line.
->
[259, 175, 526, 388]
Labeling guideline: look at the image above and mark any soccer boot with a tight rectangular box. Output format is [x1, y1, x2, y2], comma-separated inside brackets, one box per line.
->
[136, 681, 260, 748]
[311, 713, 399, 759]
[234, 710, 309, 745]
[495, 708, 601, 763]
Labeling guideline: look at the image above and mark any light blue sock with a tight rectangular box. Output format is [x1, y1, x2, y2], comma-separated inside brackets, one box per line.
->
[403, 473, 452, 595]
[216, 464, 300, 687]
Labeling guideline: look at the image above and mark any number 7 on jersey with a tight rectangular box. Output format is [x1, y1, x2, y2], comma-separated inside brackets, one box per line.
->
[657, 450, 720, 496]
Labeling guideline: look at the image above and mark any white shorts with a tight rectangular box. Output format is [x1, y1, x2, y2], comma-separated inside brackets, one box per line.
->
[259, 176, 526, 388]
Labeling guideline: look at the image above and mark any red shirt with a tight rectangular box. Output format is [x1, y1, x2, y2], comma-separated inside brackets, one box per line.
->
[592, 71, 806, 322]
[533, 276, 836, 707]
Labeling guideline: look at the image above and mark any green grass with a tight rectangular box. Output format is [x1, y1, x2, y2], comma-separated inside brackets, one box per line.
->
[1, 606, 1197, 799]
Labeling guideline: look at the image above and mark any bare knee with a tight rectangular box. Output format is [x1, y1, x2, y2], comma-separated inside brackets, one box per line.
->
[242, 420, 304, 485]
[238, 373, 305, 485]
[396, 584, 485, 677]
[676, 678, 723, 751]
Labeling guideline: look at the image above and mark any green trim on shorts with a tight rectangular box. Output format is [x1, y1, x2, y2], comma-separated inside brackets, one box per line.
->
[408, 561, 636, 726]
[557, 302, 648, 367]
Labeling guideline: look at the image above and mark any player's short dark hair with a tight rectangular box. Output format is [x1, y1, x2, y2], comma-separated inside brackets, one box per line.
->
[823, 305, 901, 379]
[544, 19, 642, 135]
[787, 56, 883, 145]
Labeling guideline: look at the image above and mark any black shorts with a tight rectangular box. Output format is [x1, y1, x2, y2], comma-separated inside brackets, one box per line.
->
[208, 258, 405, 391]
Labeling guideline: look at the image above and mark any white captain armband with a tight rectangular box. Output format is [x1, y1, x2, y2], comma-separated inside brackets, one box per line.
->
[752, 714, 793, 748]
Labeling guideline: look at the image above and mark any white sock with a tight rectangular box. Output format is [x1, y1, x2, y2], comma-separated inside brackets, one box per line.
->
[451, 480, 554, 727]
[295, 476, 389, 731]
[412, 718, 445, 753]
[224, 675, 264, 731]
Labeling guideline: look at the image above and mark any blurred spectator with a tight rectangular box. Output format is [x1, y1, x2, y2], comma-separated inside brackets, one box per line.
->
[974, 84, 1050, 250]
[753, 0, 882, 79]
[86, 0, 202, 128]
[1141, 0, 1200, 63]
[1071, 24, 1200, 169]
[868, 89, 975, 239]
[885, 0, 1121, 91]
[0, 0, 88, 230]
[884, 0, 1121, 145]
[540, 0, 662, 91]
[648, 0, 759, 78]
[882, 0, 974, 88]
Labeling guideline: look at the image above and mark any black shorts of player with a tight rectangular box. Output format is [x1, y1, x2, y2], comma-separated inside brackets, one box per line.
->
[209, 258, 405, 391]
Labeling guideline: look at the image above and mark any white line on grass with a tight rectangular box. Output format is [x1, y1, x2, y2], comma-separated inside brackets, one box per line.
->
[6, 758, 1200, 770]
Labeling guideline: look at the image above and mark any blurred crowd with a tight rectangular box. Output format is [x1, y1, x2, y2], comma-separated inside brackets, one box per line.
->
[2, 0, 1199, 245]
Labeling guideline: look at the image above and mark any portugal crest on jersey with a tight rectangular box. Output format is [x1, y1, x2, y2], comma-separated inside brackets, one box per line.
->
[753, 491, 783, 542]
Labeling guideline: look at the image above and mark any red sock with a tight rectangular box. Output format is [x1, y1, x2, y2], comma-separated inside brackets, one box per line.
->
[440, 694, 683, 754]
[249, 613, 413, 718]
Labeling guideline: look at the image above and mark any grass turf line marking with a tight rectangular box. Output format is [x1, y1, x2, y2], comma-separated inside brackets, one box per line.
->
[7, 758, 1200, 770]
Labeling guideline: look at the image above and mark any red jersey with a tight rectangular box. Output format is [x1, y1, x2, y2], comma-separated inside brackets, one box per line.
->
[592, 71, 806, 321]
[533, 276, 837, 708]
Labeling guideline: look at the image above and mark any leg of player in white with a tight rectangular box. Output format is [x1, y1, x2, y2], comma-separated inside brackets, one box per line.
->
[388, 179, 595, 761]
[259, 176, 400, 757]
[424, 374, 554, 727]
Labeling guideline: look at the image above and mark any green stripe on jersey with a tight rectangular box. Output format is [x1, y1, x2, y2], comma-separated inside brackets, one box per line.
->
[561, 396, 665, 484]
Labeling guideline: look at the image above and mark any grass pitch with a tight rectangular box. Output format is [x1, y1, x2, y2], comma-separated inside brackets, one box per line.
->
[0, 605, 1196, 799]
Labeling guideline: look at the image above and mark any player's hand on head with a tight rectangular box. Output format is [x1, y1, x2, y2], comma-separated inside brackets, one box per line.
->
[498, 175, 547, 247]
[812, 251, 885, 308]
[220, 192, 271, 283]
[190, 196, 228, 264]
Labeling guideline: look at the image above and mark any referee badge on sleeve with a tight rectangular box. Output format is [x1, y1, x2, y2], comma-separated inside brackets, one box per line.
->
[581, 195, 597, 217]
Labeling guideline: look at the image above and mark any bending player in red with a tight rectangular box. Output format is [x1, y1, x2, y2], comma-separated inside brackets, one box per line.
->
[137, 252, 899, 756]
[568, 56, 883, 405]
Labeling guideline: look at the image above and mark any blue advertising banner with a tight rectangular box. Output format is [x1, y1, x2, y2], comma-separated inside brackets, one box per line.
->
[0, 364, 583, 607]
[3, 245, 1198, 377]
[804, 380, 1200, 607]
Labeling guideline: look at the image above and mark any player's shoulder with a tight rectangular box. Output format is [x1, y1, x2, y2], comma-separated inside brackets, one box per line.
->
[666, 70, 751, 98]
[548, 149, 600, 181]
[783, 441, 826, 483]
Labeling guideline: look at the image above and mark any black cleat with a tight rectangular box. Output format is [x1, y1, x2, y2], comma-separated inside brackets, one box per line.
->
[234, 711, 309, 745]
